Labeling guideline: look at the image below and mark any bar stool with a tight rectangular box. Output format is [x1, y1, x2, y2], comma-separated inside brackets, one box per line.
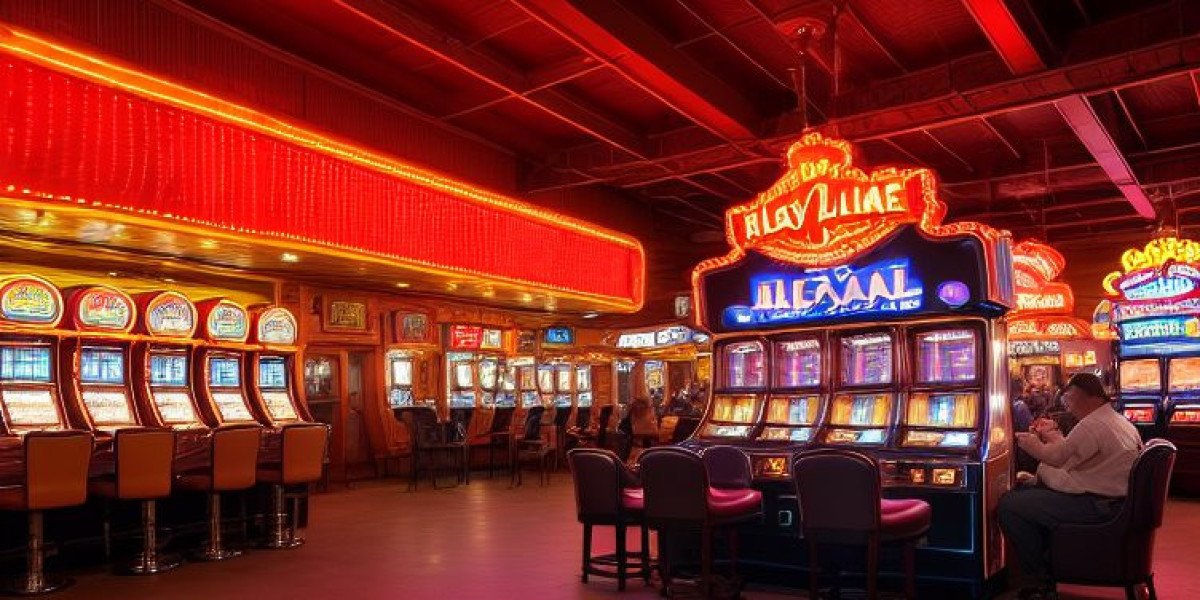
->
[176, 424, 261, 561]
[512, 406, 552, 487]
[0, 430, 93, 595]
[640, 446, 762, 597]
[567, 448, 652, 590]
[256, 423, 329, 549]
[793, 449, 932, 600]
[89, 427, 179, 574]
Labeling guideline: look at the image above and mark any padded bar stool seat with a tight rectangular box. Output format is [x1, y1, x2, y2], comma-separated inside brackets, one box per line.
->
[176, 424, 261, 561]
[256, 423, 329, 549]
[880, 499, 933, 541]
[0, 431, 94, 595]
[567, 448, 652, 591]
[88, 427, 179, 575]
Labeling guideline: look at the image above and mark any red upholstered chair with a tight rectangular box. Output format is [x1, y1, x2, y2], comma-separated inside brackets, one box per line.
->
[176, 424, 261, 561]
[792, 449, 931, 600]
[256, 423, 329, 549]
[639, 446, 762, 597]
[89, 427, 178, 574]
[1050, 439, 1176, 600]
[0, 431, 93, 595]
[566, 448, 651, 590]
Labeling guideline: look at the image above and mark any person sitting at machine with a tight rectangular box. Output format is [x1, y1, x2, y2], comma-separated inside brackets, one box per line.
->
[998, 373, 1142, 600]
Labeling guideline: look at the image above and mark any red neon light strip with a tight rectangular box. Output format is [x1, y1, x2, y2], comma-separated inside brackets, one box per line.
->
[0, 54, 643, 306]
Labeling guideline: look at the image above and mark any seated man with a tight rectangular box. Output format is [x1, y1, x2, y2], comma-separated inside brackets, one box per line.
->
[998, 373, 1142, 600]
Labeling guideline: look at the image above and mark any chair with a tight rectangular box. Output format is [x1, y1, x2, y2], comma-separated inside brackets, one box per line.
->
[703, 445, 753, 490]
[400, 407, 468, 490]
[670, 417, 701, 444]
[577, 405, 614, 450]
[512, 406, 553, 486]
[89, 428, 179, 574]
[1050, 439, 1177, 600]
[793, 449, 932, 600]
[640, 446, 762, 597]
[256, 423, 329, 549]
[472, 407, 515, 478]
[0, 431, 93, 595]
[176, 424, 261, 561]
[567, 448, 652, 590]
[564, 406, 594, 451]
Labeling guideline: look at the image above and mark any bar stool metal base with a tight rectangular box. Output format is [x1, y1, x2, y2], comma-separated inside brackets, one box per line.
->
[191, 493, 242, 562]
[121, 553, 182, 575]
[1, 512, 71, 596]
[259, 485, 306, 550]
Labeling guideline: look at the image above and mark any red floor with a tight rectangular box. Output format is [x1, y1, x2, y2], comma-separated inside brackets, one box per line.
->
[45, 475, 1200, 599]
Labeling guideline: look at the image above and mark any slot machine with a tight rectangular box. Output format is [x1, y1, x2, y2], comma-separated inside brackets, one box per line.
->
[192, 299, 262, 431]
[536, 363, 555, 407]
[58, 285, 144, 476]
[131, 291, 211, 471]
[0, 276, 72, 483]
[512, 356, 538, 427]
[688, 133, 1014, 595]
[552, 362, 573, 411]
[247, 306, 313, 462]
[491, 360, 517, 435]
[1115, 356, 1164, 439]
[1165, 354, 1200, 493]
[444, 324, 505, 435]
[574, 364, 593, 427]
[386, 350, 417, 408]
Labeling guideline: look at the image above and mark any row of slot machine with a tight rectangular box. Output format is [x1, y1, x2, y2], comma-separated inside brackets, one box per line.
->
[682, 133, 1014, 595]
[0, 274, 311, 482]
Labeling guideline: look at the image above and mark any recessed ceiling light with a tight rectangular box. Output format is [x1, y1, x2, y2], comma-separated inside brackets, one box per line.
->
[582, 311, 601, 319]
[280, 252, 300, 263]
[163, 277, 175, 283]
[395, 282, 410, 288]
[107, 272, 118, 277]
[199, 239, 218, 250]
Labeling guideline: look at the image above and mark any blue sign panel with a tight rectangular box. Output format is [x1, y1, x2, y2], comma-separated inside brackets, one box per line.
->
[722, 258, 924, 329]
[543, 326, 574, 345]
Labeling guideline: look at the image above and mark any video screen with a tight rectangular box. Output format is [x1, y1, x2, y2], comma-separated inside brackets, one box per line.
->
[722, 341, 766, 388]
[479, 359, 498, 391]
[501, 366, 516, 391]
[915, 330, 977, 384]
[258, 356, 288, 390]
[150, 353, 188, 387]
[829, 393, 893, 427]
[555, 365, 572, 392]
[576, 366, 591, 392]
[212, 391, 253, 422]
[391, 357, 413, 387]
[1169, 357, 1200, 393]
[519, 366, 535, 390]
[154, 391, 199, 425]
[261, 391, 298, 421]
[0, 346, 52, 382]
[1120, 359, 1161, 393]
[773, 339, 821, 388]
[453, 362, 474, 389]
[82, 391, 134, 426]
[710, 394, 761, 423]
[841, 333, 893, 386]
[80, 348, 125, 385]
[906, 392, 978, 428]
[209, 357, 241, 388]
[537, 365, 555, 393]
[765, 394, 820, 425]
[1, 389, 60, 429]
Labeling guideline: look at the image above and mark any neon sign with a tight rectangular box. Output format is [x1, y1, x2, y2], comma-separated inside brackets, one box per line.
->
[1120, 317, 1200, 342]
[1007, 240, 1088, 340]
[204, 301, 249, 342]
[75, 287, 134, 331]
[146, 292, 196, 337]
[0, 276, 62, 326]
[722, 258, 923, 328]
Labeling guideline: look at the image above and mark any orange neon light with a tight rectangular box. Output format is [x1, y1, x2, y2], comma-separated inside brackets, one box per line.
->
[1102, 237, 1200, 295]
[692, 133, 1008, 325]
[1008, 239, 1086, 340]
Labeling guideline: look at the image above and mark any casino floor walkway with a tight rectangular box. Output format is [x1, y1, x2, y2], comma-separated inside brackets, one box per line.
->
[49, 475, 1200, 599]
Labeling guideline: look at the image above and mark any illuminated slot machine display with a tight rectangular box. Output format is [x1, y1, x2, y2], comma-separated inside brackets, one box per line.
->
[59, 286, 143, 475]
[132, 291, 210, 470]
[553, 362, 574, 409]
[696, 340, 765, 440]
[193, 299, 260, 429]
[760, 337, 822, 444]
[443, 325, 506, 432]
[643, 359, 665, 400]
[478, 356, 500, 409]
[689, 133, 1014, 594]
[1104, 238, 1200, 453]
[514, 357, 539, 408]
[536, 363, 555, 407]
[496, 363, 517, 408]
[575, 365, 593, 408]
[247, 307, 312, 426]
[386, 350, 417, 408]
[0, 276, 70, 482]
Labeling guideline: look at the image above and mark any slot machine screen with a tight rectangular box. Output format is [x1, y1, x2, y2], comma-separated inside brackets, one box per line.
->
[154, 391, 199, 426]
[537, 366, 554, 393]
[902, 392, 979, 448]
[258, 356, 288, 390]
[150, 353, 188, 387]
[388, 353, 414, 408]
[479, 359, 498, 391]
[555, 365, 572, 392]
[1119, 359, 1161, 393]
[722, 341, 766, 388]
[261, 391, 298, 421]
[518, 366, 535, 390]
[840, 333, 893, 386]
[760, 394, 820, 442]
[209, 357, 241, 388]
[826, 393, 893, 444]
[0, 346, 52, 382]
[80, 347, 125, 385]
[1, 389, 60, 430]
[915, 330, 977, 384]
[501, 365, 515, 392]
[1168, 357, 1200, 393]
[774, 339, 821, 388]
[453, 362, 474, 389]
[701, 393, 762, 438]
[576, 366, 591, 392]
[82, 391, 134, 427]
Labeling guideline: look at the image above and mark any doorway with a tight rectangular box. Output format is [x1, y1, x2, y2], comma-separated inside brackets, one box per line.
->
[302, 348, 378, 482]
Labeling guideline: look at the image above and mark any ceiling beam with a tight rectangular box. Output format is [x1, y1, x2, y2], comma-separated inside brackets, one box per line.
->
[334, 0, 647, 158]
[510, 0, 760, 142]
[960, 0, 1046, 75]
[524, 34, 1200, 192]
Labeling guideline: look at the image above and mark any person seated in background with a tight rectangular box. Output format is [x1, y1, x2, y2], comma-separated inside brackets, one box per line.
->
[998, 373, 1142, 600]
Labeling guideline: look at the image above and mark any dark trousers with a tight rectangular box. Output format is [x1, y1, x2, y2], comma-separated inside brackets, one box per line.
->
[998, 486, 1121, 586]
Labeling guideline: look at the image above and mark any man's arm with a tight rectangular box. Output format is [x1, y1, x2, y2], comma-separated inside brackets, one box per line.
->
[1017, 422, 1098, 468]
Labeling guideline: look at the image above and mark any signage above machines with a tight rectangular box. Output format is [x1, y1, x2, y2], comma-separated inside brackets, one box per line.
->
[692, 133, 1013, 333]
[197, 299, 249, 343]
[1007, 240, 1090, 340]
[255, 307, 298, 346]
[447, 324, 505, 350]
[722, 258, 923, 329]
[0, 275, 63, 327]
[141, 291, 197, 338]
[63, 285, 135, 332]
[616, 325, 706, 349]
[542, 326, 574, 346]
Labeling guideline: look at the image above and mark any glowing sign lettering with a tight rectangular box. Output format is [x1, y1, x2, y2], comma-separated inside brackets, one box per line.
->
[722, 258, 923, 328]
[257, 308, 297, 345]
[77, 288, 133, 331]
[206, 302, 248, 341]
[1120, 317, 1200, 342]
[147, 293, 196, 337]
[0, 276, 61, 325]
[1010, 341, 1061, 357]
[448, 325, 483, 350]
[1016, 290, 1069, 312]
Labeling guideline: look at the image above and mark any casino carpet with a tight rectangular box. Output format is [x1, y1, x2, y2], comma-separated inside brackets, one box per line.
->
[44, 474, 1200, 599]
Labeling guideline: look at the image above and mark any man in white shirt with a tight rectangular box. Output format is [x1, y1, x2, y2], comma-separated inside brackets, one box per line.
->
[998, 373, 1142, 600]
